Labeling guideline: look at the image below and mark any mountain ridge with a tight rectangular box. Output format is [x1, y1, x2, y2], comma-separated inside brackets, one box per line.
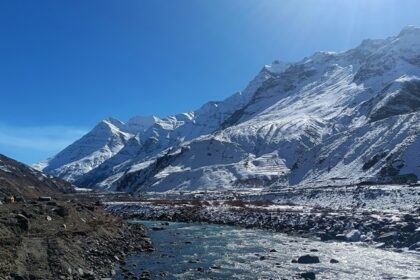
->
[36, 26, 420, 192]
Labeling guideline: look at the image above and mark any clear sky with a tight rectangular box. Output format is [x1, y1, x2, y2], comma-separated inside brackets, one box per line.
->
[1, 0, 420, 164]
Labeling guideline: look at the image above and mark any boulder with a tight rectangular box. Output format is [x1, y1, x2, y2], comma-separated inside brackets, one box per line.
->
[297, 255, 320, 264]
[376, 231, 398, 242]
[408, 242, 420, 251]
[345, 229, 361, 242]
[55, 206, 69, 217]
[300, 271, 316, 279]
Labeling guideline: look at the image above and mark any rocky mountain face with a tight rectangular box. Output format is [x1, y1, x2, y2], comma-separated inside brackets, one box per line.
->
[36, 26, 420, 193]
[0, 154, 74, 199]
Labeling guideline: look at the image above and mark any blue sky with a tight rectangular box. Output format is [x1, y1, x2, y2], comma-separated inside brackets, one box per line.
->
[1, 0, 420, 164]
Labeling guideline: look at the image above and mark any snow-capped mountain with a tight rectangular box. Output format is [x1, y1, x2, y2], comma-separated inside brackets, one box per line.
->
[36, 26, 420, 192]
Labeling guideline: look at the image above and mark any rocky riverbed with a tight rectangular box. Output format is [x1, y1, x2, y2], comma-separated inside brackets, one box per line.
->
[0, 197, 153, 280]
[105, 185, 420, 252]
[113, 220, 420, 280]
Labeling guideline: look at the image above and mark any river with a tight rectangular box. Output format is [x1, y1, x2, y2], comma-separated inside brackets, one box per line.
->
[114, 220, 420, 279]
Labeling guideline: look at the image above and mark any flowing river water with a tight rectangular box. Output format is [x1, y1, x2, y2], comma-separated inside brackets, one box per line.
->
[114, 220, 420, 280]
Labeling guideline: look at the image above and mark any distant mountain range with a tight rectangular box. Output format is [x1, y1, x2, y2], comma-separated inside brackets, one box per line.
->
[35, 26, 420, 193]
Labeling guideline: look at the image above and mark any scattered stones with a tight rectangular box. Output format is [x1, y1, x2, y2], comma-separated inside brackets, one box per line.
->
[297, 255, 320, 264]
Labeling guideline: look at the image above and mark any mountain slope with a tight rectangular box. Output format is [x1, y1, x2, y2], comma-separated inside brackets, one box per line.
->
[37, 26, 420, 192]
[0, 154, 74, 199]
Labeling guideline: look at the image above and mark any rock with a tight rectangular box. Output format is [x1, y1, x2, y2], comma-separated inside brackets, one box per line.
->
[300, 271, 316, 279]
[77, 268, 84, 276]
[82, 270, 95, 279]
[10, 273, 26, 280]
[376, 231, 398, 242]
[151, 227, 165, 231]
[330, 259, 339, 263]
[94, 200, 103, 206]
[140, 271, 152, 280]
[375, 242, 386, 248]
[334, 234, 347, 241]
[345, 229, 361, 242]
[319, 232, 334, 241]
[38, 196, 52, 202]
[297, 255, 320, 264]
[408, 242, 420, 251]
[403, 214, 414, 222]
[55, 206, 69, 217]
[15, 214, 29, 232]
[269, 249, 277, 252]
[410, 232, 420, 243]
[46, 216, 52, 221]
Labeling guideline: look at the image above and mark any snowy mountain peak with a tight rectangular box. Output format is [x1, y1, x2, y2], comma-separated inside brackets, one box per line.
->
[398, 25, 420, 37]
[127, 115, 160, 133]
[263, 60, 291, 74]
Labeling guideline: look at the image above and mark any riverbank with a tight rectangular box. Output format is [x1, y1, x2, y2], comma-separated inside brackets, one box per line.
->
[105, 184, 420, 251]
[0, 196, 153, 280]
